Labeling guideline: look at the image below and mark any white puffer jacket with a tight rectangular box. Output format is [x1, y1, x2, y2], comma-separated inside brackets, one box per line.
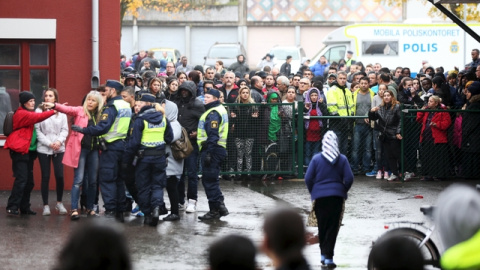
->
[35, 108, 69, 155]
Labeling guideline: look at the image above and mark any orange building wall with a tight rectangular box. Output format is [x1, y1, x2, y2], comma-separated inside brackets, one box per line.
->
[0, 0, 121, 190]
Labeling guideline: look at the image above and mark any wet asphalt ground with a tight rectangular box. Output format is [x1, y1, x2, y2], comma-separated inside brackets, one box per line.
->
[0, 175, 478, 270]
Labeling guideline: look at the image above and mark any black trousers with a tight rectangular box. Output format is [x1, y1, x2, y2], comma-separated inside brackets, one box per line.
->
[314, 196, 345, 259]
[38, 152, 64, 205]
[166, 176, 179, 215]
[382, 138, 401, 175]
[7, 151, 37, 211]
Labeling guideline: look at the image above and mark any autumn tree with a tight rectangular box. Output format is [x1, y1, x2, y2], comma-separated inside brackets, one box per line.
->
[375, 0, 480, 21]
[121, 0, 209, 21]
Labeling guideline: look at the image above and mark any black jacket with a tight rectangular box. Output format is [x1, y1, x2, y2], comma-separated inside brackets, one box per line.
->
[368, 103, 402, 139]
[461, 95, 480, 153]
[398, 89, 424, 108]
[174, 81, 205, 135]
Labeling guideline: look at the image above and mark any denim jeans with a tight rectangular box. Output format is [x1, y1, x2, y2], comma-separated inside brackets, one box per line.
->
[333, 130, 349, 157]
[201, 146, 226, 207]
[71, 148, 99, 210]
[178, 141, 199, 204]
[352, 123, 372, 171]
[304, 140, 321, 166]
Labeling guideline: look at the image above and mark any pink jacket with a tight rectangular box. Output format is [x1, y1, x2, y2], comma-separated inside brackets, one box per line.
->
[54, 103, 89, 168]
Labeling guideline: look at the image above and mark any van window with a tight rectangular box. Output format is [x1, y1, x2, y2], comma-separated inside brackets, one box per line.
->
[269, 48, 301, 60]
[324, 46, 346, 64]
[362, 41, 398, 56]
[209, 46, 239, 59]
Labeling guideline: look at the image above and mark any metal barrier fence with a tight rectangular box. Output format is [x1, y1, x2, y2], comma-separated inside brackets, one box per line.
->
[217, 102, 480, 181]
[221, 103, 297, 180]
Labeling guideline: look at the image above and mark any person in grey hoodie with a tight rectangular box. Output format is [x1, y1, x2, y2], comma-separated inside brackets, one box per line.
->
[35, 88, 69, 216]
[163, 99, 184, 221]
[434, 184, 480, 270]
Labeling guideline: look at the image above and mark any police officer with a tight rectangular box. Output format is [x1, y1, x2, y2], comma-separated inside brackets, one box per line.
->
[123, 93, 173, 226]
[71, 80, 132, 222]
[197, 89, 229, 220]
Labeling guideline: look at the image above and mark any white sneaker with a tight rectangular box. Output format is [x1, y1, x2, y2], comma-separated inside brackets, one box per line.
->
[384, 171, 389, 179]
[376, 170, 383, 179]
[43, 205, 51, 216]
[56, 203, 68, 215]
[185, 199, 197, 213]
[404, 172, 415, 181]
[178, 202, 186, 211]
[387, 174, 398, 181]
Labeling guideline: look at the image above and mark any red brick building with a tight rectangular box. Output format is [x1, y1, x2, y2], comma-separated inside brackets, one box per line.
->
[0, 0, 121, 189]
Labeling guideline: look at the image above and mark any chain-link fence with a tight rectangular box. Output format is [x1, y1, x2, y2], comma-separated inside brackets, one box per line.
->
[217, 102, 480, 181]
[221, 103, 297, 180]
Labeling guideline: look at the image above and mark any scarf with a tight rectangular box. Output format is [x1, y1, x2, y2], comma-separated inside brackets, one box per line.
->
[268, 93, 281, 141]
[321, 131, 340, 164]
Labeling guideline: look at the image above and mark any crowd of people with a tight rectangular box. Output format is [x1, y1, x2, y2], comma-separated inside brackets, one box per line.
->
[122, 48, 480, 182]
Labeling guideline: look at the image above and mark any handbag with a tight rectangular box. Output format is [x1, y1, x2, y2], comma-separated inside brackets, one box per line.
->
[170, 127, 194, 160]
[306, 200, 318, 227]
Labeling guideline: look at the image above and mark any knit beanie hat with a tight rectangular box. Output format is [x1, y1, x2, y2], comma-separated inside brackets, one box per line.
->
[19, 91, 35, 105]
[321, 131, 340, 164]
[467, 81, 480, 97]
[206, 88, 221, 99]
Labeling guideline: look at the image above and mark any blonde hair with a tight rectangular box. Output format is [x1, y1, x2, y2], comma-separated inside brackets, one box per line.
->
[83, 90, 104, 121]
[429, 95, 441, 105]
[153, 102, 165, 114]
[235, 86, 254, 104]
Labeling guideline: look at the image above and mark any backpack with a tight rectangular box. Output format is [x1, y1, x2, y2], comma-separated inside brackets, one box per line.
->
[2, 110, 15, 136]
[170, 127, 194, 160]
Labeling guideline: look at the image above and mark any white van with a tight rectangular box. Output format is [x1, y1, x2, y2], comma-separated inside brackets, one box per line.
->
[310, 23, 480, 73]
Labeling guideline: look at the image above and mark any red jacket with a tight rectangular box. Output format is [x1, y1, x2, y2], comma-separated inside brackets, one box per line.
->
[4, 106, 55, 154]
[416, 104, 451, 144]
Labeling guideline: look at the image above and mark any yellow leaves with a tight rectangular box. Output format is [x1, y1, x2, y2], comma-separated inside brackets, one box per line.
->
[121, 0, 205, 18]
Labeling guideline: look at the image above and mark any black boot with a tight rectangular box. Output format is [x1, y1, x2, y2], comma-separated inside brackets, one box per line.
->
[144, 214, 152, 225]
[198, 209, 220, 220]
[218, 202, 229, 217]
[163, 213, 180, 221]
[198, 202, 220, 221]
[150, 206, 159, 226]
[159, 204, 168, 215]
[115, 211, 124, 223]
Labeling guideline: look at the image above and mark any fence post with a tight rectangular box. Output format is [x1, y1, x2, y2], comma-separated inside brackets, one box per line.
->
[297, 101, 304, 178]
[400, 105, 405, 181]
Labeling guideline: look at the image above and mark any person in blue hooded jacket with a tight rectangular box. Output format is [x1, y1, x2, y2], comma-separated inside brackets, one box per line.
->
[304, 131, 354, 269]
[123, 93, 173, 226]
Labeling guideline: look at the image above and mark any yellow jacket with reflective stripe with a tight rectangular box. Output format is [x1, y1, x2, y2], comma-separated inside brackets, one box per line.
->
[197, 105, 228, 151]
[326, 85, 354, 116]
[141, 117, 166, 147]
[101, 99, 132, 143]
[441, 229, 480, 270]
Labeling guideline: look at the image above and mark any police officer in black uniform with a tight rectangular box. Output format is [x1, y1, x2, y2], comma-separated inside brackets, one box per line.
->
[123, 93, 173, 226]
[72, 80, 132, 222]
[197, 89, 230, 220]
